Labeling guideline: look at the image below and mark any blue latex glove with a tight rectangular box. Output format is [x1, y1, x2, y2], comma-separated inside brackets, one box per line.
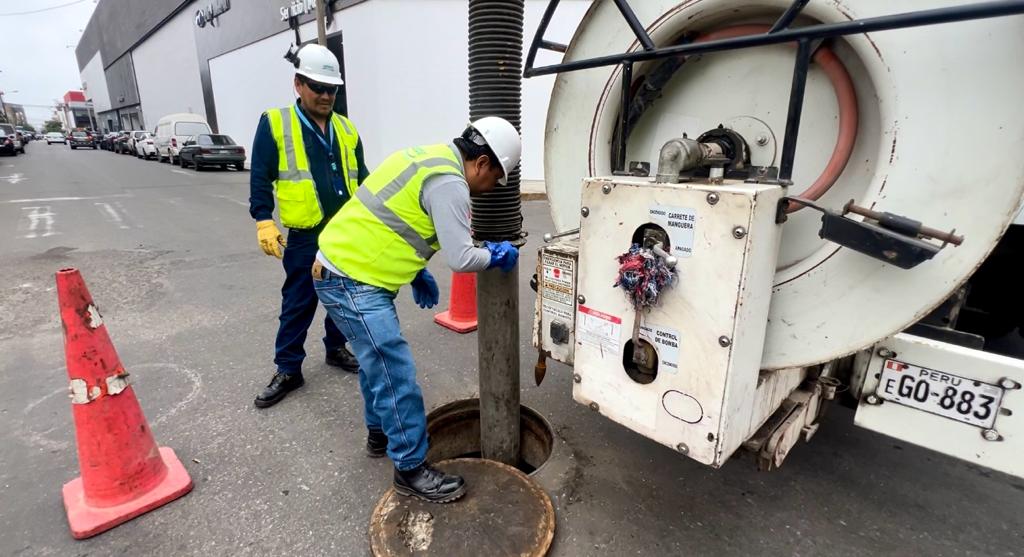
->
[484, 241, 519, 273]
[410, 269, 439, 309]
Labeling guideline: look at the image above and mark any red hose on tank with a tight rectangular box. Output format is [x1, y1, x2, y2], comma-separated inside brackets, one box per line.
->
[696, 25, 859, 212]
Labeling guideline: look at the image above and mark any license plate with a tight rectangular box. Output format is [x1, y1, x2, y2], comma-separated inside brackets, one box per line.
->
[877, 359, 1004, 428]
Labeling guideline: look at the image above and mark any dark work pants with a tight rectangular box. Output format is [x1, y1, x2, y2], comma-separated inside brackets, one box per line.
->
[275, 229, 346, 375]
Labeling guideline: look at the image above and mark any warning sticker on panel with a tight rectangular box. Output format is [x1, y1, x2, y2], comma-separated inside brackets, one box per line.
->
[541, 252, 575, 306]
[649, 205, 697, 258]
[577, 305, 621, 356]
[639, 323, 681, 373]
[542, 298, 573, 322]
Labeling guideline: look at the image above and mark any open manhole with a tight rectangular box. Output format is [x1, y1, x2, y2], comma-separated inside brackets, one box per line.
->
[370, 399, 569, 556]
[426, 399, 554, 475]
[369, 458, 555, 557]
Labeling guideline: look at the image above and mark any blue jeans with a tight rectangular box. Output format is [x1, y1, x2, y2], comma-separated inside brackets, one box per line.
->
[276, 230, 346, 375]
[313, 269, 428, 471]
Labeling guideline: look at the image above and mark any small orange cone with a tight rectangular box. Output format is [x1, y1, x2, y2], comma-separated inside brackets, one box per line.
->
[434, 271, 478, 333]
[56, 268, 192, 539]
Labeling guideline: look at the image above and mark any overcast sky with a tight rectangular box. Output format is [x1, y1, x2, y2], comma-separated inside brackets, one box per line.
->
[0, 0, 99, 128]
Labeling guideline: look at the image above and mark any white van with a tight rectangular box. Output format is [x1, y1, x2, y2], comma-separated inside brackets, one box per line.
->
[154, 113, 211, 164]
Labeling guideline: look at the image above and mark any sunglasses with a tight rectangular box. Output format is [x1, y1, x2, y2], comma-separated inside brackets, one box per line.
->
[302, 79, 338, 96]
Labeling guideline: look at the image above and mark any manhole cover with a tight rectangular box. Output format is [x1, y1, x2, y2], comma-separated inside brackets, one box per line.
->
[369, 458, 555, 557]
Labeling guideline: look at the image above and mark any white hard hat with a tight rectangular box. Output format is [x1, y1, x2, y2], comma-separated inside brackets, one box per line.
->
[295, 44, 344, 86]
[469, 117, 521, 185]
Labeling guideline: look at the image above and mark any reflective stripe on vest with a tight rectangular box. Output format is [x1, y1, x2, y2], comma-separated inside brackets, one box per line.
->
[355, 154, 459, 259]
[266, 105, 360, 229]
[318, 144, 463, 291]
[276, 108, 314, 183]
[355, 175, 442, 261]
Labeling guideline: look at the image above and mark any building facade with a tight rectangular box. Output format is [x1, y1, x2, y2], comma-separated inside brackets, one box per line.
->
[74, 0, 590, 178]
[54, 91, 98, 131]
[4, 104, 28, 127]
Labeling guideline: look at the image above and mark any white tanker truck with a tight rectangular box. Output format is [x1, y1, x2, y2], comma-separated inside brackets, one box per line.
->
[527, 0, 1024, 478]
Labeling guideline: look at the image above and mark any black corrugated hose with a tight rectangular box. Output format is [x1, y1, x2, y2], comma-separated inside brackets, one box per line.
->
[468, 0, 524, 241]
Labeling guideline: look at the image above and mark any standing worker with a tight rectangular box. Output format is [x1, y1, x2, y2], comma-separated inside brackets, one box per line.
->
[311, 117, 521, 503]
[250, 44, 369, 408]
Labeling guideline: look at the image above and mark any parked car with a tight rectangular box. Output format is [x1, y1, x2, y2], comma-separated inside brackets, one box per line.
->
[134, 132, 157, 159]
[99, 132, 119, 151]
[15, 128, 30, 143]
[13, 127, 28, 150]
[123, 130, 146, 155]
[69, 130, 97, 150]
[0, 123, 22, 156]
[113, 132, 133, 154]
[154, 113, 211, 164]
[178, 134, 246, 171]
[45, 132, 66, 144]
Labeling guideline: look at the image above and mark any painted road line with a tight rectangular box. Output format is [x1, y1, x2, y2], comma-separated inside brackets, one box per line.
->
[20, 206, 57, 239]
[95, 202, 130, 229]
[5, 193, 132, 204]
[206, 193, 249, 207]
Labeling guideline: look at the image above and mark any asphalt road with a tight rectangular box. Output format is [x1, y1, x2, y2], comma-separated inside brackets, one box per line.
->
[1, 144, 1021, 556]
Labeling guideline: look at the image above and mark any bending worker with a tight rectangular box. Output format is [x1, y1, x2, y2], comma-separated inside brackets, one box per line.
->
[312, 117, 521, 503]
[249, 44, 368, 408]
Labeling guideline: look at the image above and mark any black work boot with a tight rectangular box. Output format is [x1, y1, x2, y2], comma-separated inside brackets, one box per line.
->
[393, 463, 466, 503]
[254, 372, 304, 408]
[367, 429, 388, 458]
[325, 347, 359, 372]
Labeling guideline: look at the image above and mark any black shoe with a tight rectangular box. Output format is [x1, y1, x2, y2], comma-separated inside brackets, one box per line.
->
[253, 372, 304, 408]
[367, 429, 388, 458]
[393, 463, 466, 503]
[325, 347, 359, 372]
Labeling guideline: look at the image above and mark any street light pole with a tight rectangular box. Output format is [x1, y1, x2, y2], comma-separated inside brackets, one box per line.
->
[315, 0, 327, 46]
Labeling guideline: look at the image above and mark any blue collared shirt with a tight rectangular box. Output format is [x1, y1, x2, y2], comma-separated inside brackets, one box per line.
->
[249, 101, 369, 235]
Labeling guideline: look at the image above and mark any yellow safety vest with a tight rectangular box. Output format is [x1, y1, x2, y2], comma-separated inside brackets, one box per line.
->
[319, 144, 465, 291]
[265, 105, 360, 229]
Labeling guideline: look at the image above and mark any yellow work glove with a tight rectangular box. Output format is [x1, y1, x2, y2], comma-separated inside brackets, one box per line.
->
[256, 220, 286, 259]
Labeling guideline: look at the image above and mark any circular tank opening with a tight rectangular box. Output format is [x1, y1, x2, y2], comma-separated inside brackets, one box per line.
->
[630, 223, 671, 251]
[426, 399, 554, 475]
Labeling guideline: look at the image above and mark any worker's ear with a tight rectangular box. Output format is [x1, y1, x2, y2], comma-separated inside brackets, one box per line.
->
[467, 155, 486, 178]
[470, 155, 492, 178]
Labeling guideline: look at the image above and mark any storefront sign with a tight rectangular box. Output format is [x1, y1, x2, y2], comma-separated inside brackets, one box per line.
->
[280, 0, 317, 21]
[195, 0, 231, 28]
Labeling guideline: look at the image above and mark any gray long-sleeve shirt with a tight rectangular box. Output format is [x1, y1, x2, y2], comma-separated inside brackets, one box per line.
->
[421, 171, 491, 273]
[317, 144, 491, 279]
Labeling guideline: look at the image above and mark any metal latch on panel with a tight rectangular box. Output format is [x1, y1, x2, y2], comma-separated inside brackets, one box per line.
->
[549, 321, 570, 345]
[782, 197, 964, 269]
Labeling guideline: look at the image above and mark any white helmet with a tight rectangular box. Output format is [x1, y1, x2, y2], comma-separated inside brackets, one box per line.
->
[469, 117, 521, 185]
[295, 44, 344, 86]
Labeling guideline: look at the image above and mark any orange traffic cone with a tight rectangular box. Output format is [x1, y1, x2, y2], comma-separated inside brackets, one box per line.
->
[434, 271, 478, 333]
[56, 268, 193, 539]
